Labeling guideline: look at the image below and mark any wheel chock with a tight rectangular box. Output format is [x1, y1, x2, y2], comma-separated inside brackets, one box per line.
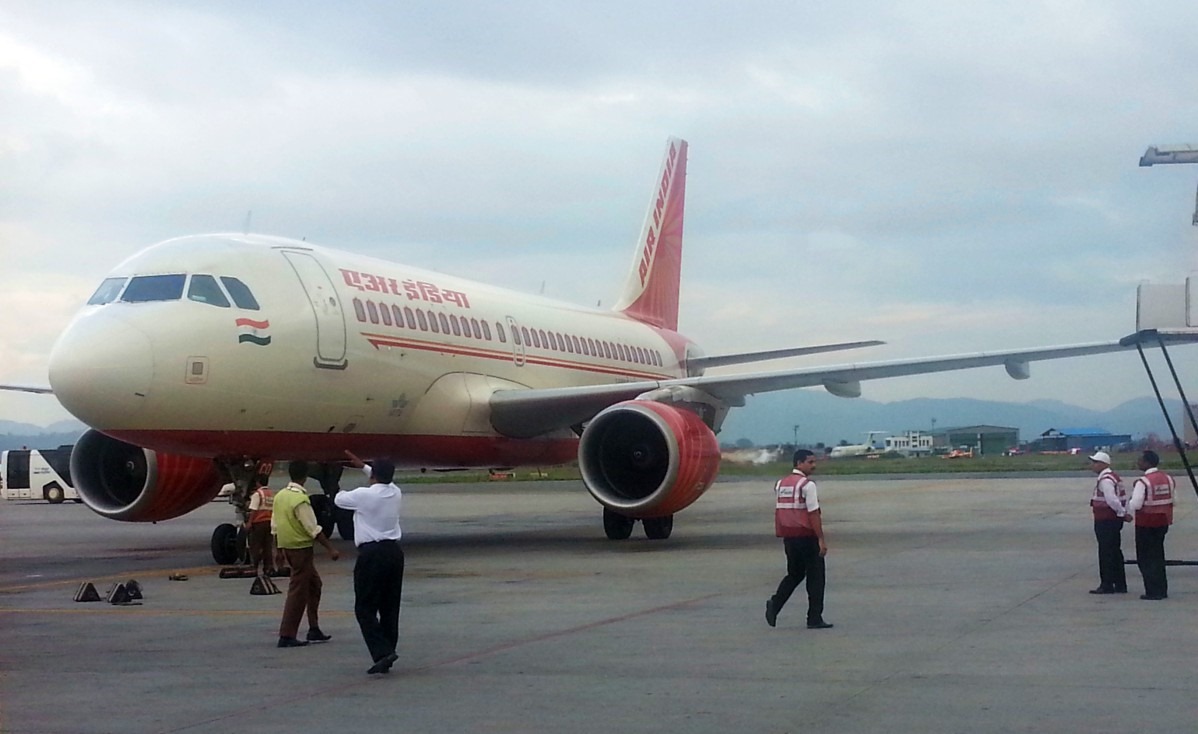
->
[105, 582, 141, 605]
[168, 573, 189, 581]
[124, 579, 144, 600]
[74, 582, 102, 602]
[250, 575, 282, 595]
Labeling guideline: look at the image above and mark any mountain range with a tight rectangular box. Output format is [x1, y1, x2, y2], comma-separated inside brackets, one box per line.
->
[0, 393, 1187, 452]
[717, 391, 1186, 447]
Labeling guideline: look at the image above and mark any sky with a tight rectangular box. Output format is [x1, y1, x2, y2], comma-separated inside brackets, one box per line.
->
[4, 1, 1198, 428]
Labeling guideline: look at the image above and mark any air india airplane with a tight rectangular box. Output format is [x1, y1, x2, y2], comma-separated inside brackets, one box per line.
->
[2, 138, 1184, 555]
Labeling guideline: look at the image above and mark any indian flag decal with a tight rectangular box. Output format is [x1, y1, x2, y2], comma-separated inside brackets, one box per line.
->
[236, 317, 271, 346]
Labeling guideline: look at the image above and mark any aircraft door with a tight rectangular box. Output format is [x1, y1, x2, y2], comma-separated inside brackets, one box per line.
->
[280, 251, 348, 370]
[505, 315, 525, 367]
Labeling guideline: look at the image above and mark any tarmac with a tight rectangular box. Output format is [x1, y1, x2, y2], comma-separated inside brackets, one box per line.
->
[2, 474, 1197, 734]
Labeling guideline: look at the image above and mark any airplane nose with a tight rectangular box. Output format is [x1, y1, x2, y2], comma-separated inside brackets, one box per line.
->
[48, 312, 154, 427]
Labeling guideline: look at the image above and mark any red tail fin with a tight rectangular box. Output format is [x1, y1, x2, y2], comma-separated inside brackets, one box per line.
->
[613, 138, 688, 331]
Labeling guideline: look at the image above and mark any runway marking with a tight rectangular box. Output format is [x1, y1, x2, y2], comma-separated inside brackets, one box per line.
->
[157, 590, 724, 734]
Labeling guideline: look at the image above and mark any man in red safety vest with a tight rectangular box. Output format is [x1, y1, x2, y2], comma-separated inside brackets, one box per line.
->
[1127, 450, 1175, 600]
[765, 449, 832, 629]
[1087, 451, 1128, 595]
[244, 473, 275, 575]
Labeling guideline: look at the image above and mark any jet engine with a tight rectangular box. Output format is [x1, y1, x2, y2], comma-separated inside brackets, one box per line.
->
[578, 400, 720, 519]
[70, 429, 223, 522]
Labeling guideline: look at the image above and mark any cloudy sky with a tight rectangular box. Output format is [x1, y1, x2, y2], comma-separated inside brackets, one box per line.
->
[4, 1, 1198, 427]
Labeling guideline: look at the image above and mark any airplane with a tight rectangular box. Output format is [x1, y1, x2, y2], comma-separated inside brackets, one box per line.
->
[827, 431, 888, 459]
[3, 137, 1192, 556]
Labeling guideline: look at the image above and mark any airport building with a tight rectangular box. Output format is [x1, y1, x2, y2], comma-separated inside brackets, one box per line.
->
[883, 431, 934, 456]
[1032, 428, 1131, 453]
[931, 425, 1019, 456]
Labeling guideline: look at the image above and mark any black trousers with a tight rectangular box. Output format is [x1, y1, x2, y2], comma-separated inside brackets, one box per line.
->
[1093, 519, 1127, 591]
[1135, 525, 1169, 598]
[770, 536, 825, 623]
[353, 540, 405, 663]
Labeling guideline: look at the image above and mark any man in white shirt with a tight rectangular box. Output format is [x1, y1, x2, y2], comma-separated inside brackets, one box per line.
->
[338, 451, 404, 675]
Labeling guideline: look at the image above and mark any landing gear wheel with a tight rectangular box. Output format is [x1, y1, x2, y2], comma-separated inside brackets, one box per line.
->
[335, 506, 355, 542]
[310, 495, 335, 539]
[603, 508, 635, 540]
[642, 515, 674, 540]
[211, 523, 240, 565]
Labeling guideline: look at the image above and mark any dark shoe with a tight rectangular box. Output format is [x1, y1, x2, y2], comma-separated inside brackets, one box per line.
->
[367, 651, 398, 675]
[807, 620, 834, 629]
[1114, 587, 1128, 594]
[306, 628, 332, 642]
[277, 637, 309, 648]
[1089, 586, 1115, 595]
[765, 600, 777, 628]
[1140, 594, 1165, 600]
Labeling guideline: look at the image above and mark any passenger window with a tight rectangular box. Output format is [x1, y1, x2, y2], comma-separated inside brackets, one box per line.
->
[187, 275, 231, 307]
[87, 277, 127, 305]
[471, 318, 482, 339]
[416, 310, 429, 331]
[367, 301, 379, 324]
[121, 274, 186, 302]
[496, 322, 506, 343]
[353, 299, 366, 322]
[379, 302, 392, 326]
[438, 313, 450, 333]
[450, 315, 462, 336]
[393, 305, 403, 327]
[220, 277, 260, 310]
[481, 320, 492, 340]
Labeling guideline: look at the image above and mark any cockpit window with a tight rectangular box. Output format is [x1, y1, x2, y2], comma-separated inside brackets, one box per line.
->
[121, 274, 186, 303]
[187, 275, 231, 308]
[220, 277, 260, 311]
[87, 277, 127, 305]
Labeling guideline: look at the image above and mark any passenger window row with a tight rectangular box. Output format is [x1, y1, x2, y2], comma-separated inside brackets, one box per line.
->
[352, 298, 664, 368]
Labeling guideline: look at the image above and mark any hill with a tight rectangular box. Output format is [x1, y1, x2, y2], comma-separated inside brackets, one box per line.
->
[718, 391, 1182, 447]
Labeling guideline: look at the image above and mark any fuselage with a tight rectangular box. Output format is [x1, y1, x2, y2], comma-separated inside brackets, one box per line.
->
[48, 234, 700, 467]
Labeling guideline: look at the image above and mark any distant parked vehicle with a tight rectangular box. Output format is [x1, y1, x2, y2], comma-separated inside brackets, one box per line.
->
[1, 445, 79, 503]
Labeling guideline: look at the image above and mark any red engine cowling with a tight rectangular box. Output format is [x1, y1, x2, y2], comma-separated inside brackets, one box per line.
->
[70, 429, 224, 522]
[578, 401, 720, 518]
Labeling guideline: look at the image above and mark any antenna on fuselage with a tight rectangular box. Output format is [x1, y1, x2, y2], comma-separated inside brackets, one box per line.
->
[242, 210, 253, 234]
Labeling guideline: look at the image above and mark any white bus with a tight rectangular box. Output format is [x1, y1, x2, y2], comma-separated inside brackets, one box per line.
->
[1, 445, 79, 504]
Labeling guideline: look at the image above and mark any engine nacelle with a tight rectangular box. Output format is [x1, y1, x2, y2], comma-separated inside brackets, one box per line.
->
[70, 429, 223, 522]
[578, 401, 721, 518]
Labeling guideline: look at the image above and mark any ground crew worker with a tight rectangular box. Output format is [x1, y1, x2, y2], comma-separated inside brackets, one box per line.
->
[338, 451, 405, 675]
[1127, 450, 1175, 600]
[1087, 451, 1128, 595]
[272, 461, 339, 648]
[244, 474, 275, 574]
[765, 449, 832, 629]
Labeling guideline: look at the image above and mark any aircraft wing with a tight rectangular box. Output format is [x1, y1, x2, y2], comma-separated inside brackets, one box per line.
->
[490, 332, 1196, 439]
[0, 384, 53, 394]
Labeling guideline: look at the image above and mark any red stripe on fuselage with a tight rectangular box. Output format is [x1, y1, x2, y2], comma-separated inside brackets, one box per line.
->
[362, 333, 670, 381]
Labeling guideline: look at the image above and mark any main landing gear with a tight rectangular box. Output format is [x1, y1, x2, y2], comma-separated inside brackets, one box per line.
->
[602, 507, 674, 540]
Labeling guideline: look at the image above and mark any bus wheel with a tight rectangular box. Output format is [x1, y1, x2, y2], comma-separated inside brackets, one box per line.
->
[45, 484, 65, 504]
[211, 523, 240, 565]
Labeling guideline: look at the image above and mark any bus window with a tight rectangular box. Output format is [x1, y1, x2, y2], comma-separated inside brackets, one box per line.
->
[87, 277, 127, 305]
[121, 274, 186, 302]
[220, 277, 261, 310]
[187, 275, 231, 307]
